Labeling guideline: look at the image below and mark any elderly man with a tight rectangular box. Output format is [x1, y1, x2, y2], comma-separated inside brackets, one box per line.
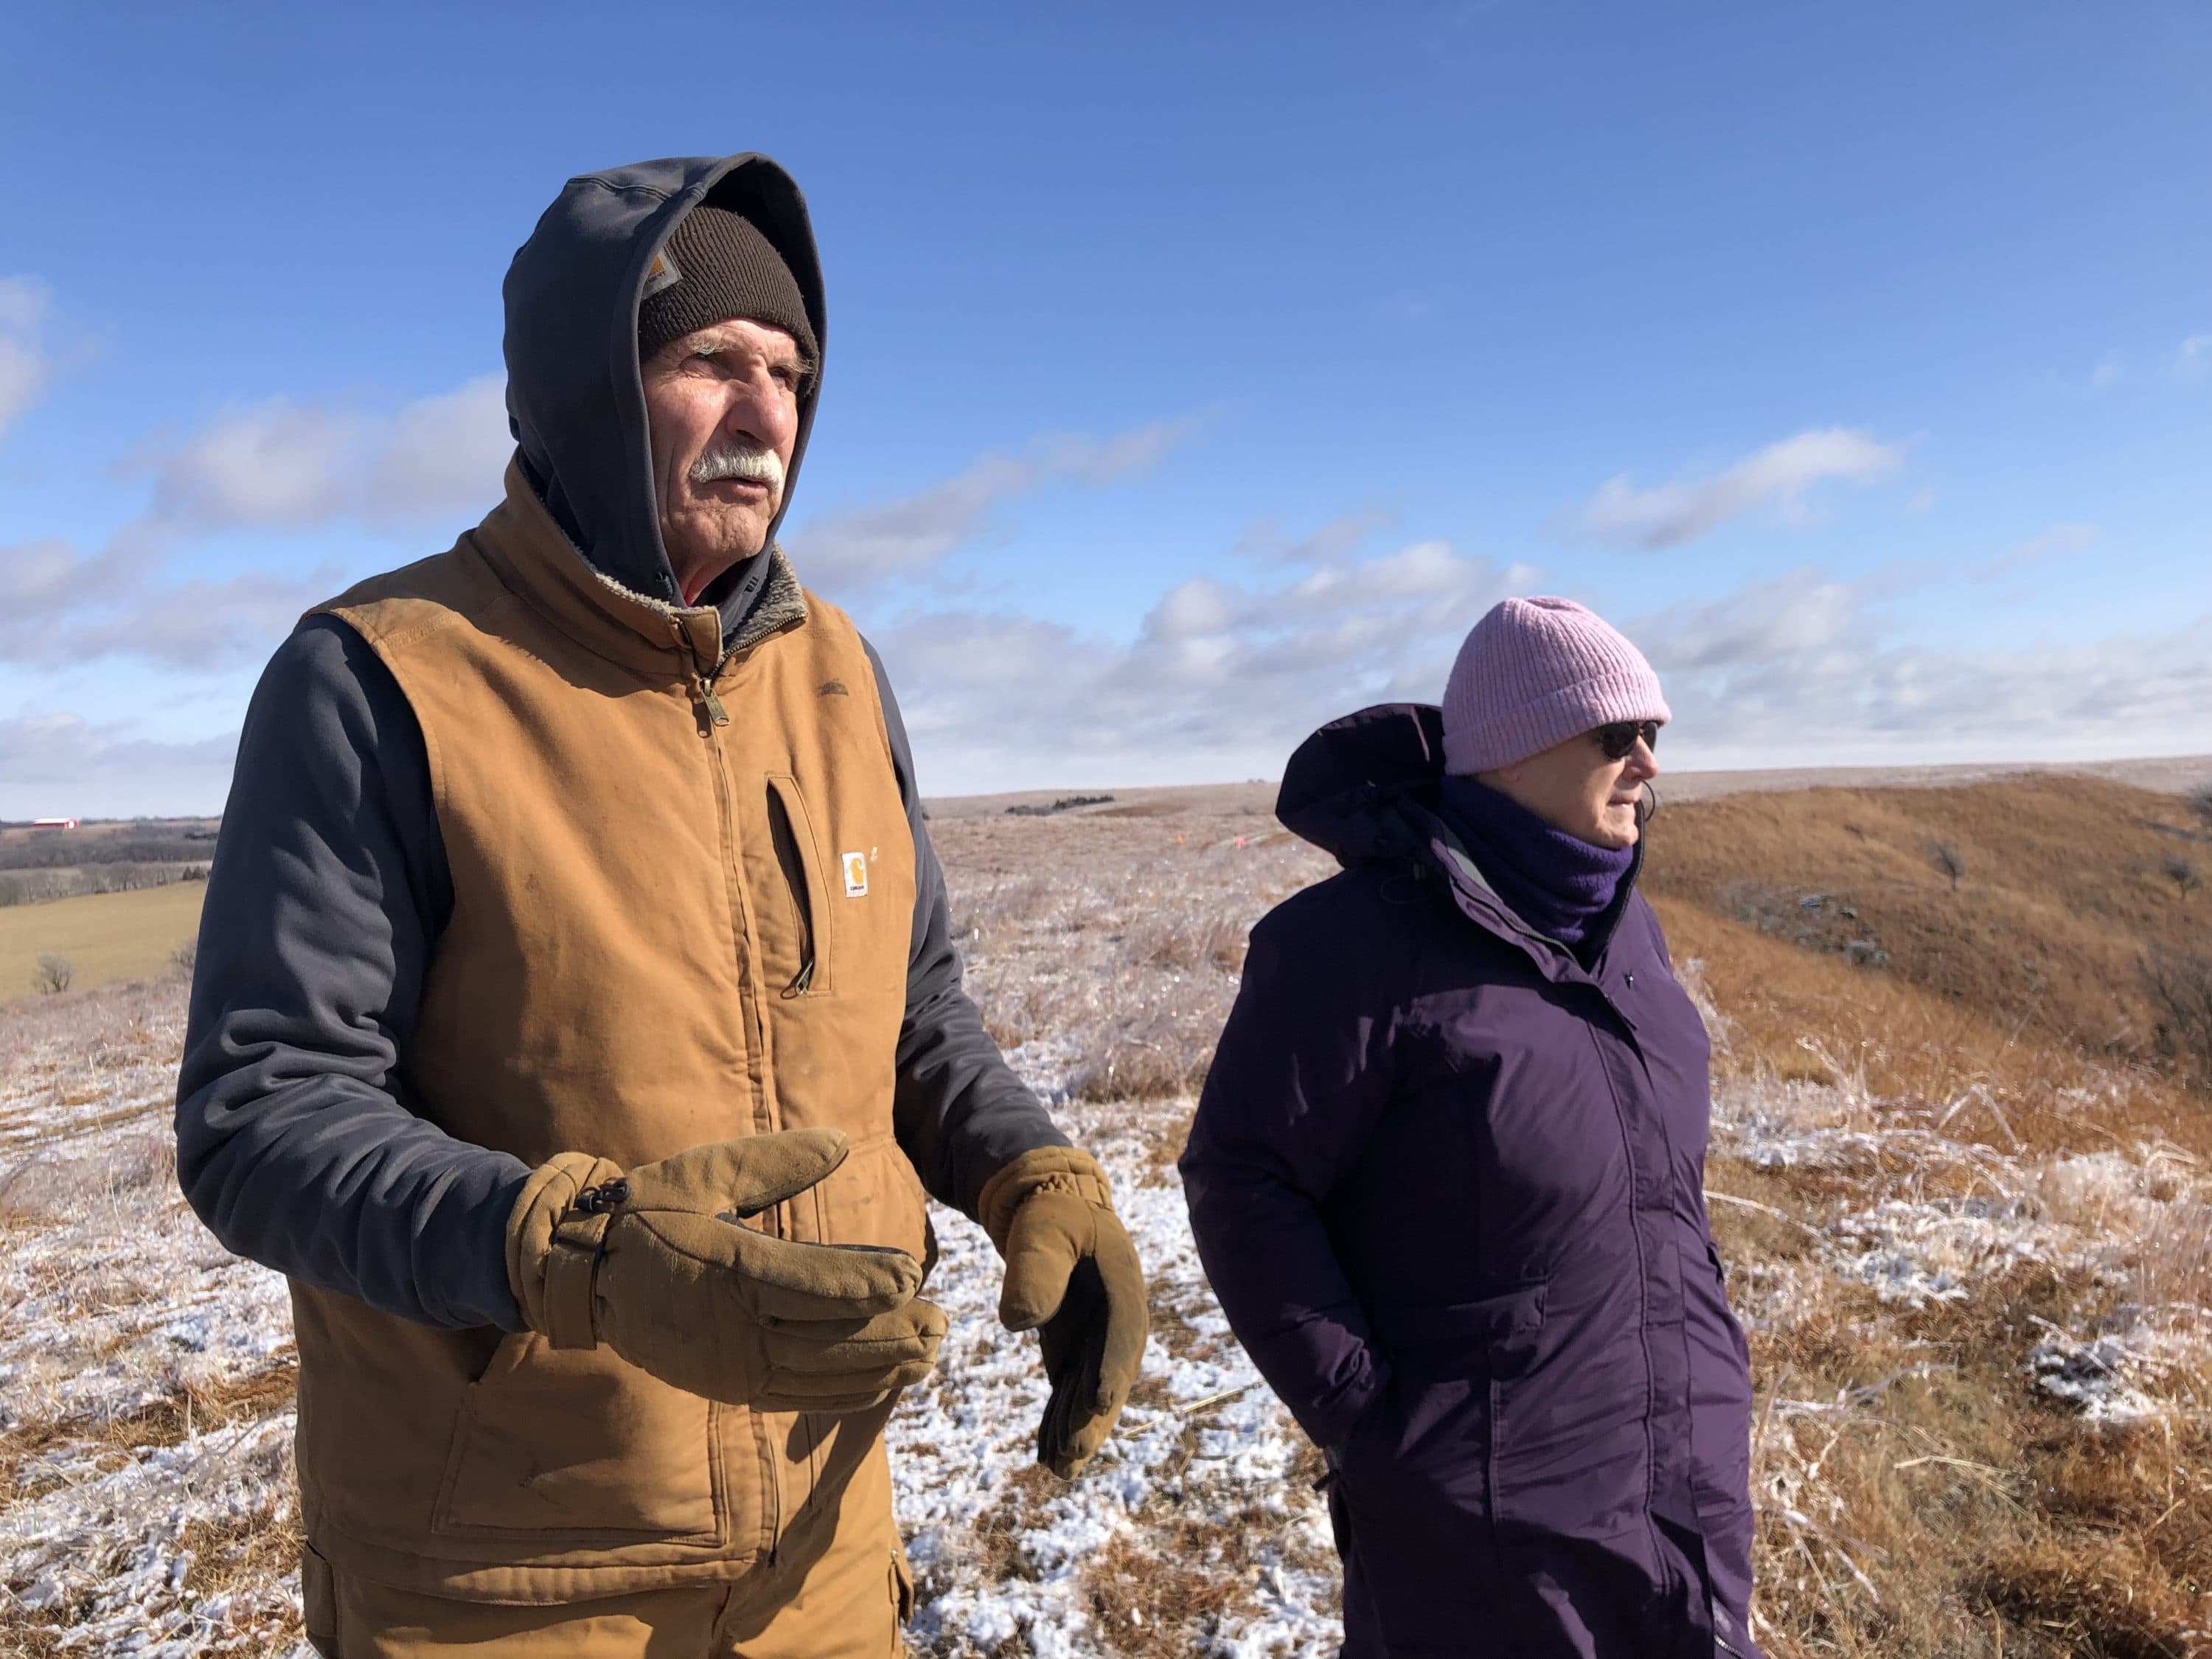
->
[176, 153, 1147, 1658]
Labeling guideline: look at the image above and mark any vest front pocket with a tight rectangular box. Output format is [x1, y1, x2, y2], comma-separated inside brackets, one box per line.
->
[432, 1333, 726, 1544]
[765, 774, 832, 998]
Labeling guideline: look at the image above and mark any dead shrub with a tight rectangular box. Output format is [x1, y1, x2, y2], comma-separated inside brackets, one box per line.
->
[174, 1507, 306, 1644]
[2143, 947, 2212, 1087]
[1072, 1020, 1215, 1102]
[1081, 1518, 1260, 1653]
[1929, 838, 1966, 892]
[1124, 909, 1248, 975]
[0, 1130, 173, 1227]
[32, 953, 73, 995]
[952, 876, 1060, 942]
[1975, 1536, 2207, 1659]
[1645, 775, 2212, 1079]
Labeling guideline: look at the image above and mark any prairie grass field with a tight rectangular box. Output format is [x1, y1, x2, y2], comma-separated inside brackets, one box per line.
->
[0, 882, 206, 1004]
[2, 773, 2211, 1655]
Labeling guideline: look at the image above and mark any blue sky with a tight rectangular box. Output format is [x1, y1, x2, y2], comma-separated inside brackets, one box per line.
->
[2, 1, 2207, 815]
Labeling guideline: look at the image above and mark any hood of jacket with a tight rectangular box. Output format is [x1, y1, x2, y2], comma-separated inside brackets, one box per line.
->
[1277, 701, 1642, 975]
[501, 153, 825, 611]
[1276, 702, 1452, 867]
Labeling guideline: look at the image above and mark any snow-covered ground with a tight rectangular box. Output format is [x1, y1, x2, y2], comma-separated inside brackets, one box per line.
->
[0, 973, 1342, 1657]
[888, 1107, 1340, 1658]
[6, 815, 2212, 1653]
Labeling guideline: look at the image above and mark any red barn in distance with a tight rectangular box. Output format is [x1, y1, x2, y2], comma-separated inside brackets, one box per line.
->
[29, 818, 80, 831]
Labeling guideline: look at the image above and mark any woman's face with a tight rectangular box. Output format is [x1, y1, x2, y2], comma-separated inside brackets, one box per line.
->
[1477, 725, 1660, 849]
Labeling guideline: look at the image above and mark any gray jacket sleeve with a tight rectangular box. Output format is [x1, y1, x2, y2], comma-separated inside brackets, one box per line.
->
[864, 641, 1070, 1218]
[174, 618, 532, 1331]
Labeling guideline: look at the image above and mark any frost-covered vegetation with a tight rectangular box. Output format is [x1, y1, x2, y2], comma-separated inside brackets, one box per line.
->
[4, 783, 2211, 1655]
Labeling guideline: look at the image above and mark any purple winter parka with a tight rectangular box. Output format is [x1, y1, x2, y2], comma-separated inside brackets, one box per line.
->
[1180, 705, 1761, 1658]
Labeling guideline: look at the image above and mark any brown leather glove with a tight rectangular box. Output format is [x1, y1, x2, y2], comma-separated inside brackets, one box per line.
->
[980, 1147, 1149, 1478]
[507, 1127, 946, 1413]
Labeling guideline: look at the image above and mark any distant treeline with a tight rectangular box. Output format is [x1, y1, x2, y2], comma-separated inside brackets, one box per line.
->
[0, 862, 209, 908]
[1005, 795, 1118, 818]
[0, 833, 218, 872]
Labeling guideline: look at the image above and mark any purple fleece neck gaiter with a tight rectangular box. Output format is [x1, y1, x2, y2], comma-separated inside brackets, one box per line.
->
[1434, 773, 1635, 949]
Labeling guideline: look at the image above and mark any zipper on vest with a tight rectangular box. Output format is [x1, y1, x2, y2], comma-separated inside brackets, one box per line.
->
[694, 674, 731, 729]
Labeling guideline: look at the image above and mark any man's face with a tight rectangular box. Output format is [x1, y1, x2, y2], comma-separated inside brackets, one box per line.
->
[640, 317, 808, 602]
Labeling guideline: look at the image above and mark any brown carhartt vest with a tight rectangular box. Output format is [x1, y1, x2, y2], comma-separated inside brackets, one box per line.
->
[292, 465, 925, 1602]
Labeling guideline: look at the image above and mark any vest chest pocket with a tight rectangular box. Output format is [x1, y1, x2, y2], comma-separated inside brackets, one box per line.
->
[765, 775, 833, 998]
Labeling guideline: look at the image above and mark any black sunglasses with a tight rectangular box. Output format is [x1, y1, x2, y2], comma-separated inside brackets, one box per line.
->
[1593, 720, 1662, 761]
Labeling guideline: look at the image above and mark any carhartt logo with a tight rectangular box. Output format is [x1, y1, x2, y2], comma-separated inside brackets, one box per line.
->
[642, 246, 683, 299]
[841, 852, 869, 897]
[818, 680, 849, 697]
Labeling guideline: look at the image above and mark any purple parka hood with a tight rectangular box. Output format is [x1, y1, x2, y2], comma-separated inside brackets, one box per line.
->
[1278, 702, 1643, 975]
[1182, 703, 1761, 1658]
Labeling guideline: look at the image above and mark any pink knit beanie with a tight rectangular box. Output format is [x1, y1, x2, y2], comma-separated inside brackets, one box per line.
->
[1441, 597, 1670, 774]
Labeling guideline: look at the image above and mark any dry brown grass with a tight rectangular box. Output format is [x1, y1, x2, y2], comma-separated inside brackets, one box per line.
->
[1655, 896, 2212, 1161]
[937, 780, 2212, 1655]
[933, 808, 1331, 1108]
[13, 776, 2212, 1654]
[1672, 879, 2212, 1654]
[0, 1361, 299, 1506]
[1646, 774, 2212, 1087]
[0, 880, 206, 1004]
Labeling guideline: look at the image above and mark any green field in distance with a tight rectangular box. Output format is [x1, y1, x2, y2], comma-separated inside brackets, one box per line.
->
[0, 881, 207, 1001]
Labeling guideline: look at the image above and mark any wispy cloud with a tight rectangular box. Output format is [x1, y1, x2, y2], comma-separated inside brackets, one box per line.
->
[869, 510, 2202, 792]
[0, 532, 339, 669]
[872, 524, 1535, 790]
[2062, 333, 2212, 391]
[0, 372, 509, 670]
[1567, 427, 1905, 549]
[147, 374, 512, 528]
[786, 417, 1202, 591]
[1626, 554, 2212, 767]
[0, 276, 52, 442]
[1635, 567, 1864, 672]
[0, 709, 239, 818]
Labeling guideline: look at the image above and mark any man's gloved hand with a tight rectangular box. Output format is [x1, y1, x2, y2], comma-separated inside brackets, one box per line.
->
[979, 1147, 1148, 1478]
[507, 1127, 946, 1413]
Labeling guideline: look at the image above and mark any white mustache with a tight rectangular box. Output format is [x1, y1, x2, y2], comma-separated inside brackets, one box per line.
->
[689, 440, 785, 489]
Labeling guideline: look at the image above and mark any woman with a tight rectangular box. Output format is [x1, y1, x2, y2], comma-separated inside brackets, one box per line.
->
[1180, 597, 1760, 1658]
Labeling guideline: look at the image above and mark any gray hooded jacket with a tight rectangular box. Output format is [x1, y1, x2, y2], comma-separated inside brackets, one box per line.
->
[175, 155, 1065, 1331]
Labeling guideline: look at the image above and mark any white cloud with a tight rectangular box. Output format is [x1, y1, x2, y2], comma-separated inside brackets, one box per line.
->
[1626, 565, 2212, 770]
[0, 372, 505, 672]
[370, 376, 514, 517]
[150, 374, 512, 529]
[153, 399, 359, 526]
[0, 532, 335, 669]
[787, 417, 1200, 591]
[872, 505, 2205, 794]
[0, 710, 237, 819]
[1568, 427, 1905, 549]
[1636, 567, 1864, 672]
[2177, 333, 2212, 379]
[872, 526, 1534, 793]
[0, 276, 52, 441]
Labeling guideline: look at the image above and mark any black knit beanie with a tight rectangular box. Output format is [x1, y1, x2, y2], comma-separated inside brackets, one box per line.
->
[636, 204, 818, 366]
